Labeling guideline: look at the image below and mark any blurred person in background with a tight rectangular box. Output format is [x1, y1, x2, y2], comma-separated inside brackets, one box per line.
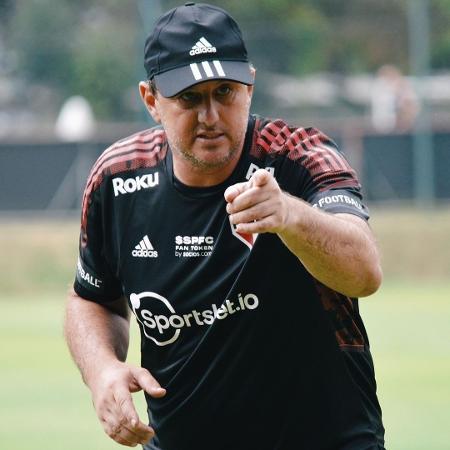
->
[371, 64, 419, 133]
[64, 3, 385, 449]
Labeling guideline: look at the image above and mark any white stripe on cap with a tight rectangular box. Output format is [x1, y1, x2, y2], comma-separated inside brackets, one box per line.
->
[213, 60, 226, 77]
[190, 63, 202, 80]
[201, 61, 214, 78]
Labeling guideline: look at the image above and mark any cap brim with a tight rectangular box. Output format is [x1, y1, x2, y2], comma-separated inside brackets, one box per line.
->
[153, 60, 254, 97]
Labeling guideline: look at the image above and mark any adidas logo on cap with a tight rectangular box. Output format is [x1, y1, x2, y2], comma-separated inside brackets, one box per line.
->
[132, 235, 158, 258]
[189, 37, 217, 56]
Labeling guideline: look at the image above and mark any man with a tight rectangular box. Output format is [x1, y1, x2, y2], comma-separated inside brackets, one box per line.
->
[64, 3, 385, 449]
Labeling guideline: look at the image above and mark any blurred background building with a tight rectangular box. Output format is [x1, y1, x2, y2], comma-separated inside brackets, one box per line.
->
[1, 0, 450, 211]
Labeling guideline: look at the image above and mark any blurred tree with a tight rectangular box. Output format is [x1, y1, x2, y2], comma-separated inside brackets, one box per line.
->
[12, 0, 75, 87]
[159, 0, 329, 74]
[70, 19, 138, 119]
[158, 0, 411, 74]
[430, 0, 450, 70]
[0, 0, 16, 73]
[9, 0, 139, 120]
[318, 0, 408, 72]
[0, 0, 15, 24]
[69, 3, 139, 119]
[5, 0, 450, 120]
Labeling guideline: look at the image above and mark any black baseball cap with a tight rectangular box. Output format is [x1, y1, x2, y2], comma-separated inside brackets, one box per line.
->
[144, 2, 254, 97]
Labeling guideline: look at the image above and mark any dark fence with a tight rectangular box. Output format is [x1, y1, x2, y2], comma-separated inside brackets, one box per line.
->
[362, 132, 450, 201]
[0, 143, 103, 211]
[0, 132, 449, 211]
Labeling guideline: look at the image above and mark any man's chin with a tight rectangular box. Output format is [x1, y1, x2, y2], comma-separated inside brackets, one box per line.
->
[183, 146, 239, 169]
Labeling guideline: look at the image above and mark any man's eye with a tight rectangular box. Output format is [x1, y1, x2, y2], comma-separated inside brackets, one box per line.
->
[179, 92, 199, 102]
[216, 85, 231, 96]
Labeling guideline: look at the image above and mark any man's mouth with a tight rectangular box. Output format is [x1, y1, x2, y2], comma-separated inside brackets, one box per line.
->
[196, 132, 225, 141]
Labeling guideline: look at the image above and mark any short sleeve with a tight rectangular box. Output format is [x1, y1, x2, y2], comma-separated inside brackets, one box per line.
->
[309, 188, 370, 220]
[73, 179, 123, 303]
[296, 128, 370, 221]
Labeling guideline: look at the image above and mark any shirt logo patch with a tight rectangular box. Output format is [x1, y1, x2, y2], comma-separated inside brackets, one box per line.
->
[130, 291, 260, 346]
[245, 163, 275, 180]
[174, 235, 214, 258]
[76, 257, 103, 290]
[312, 194, 363, 210]
[132, 235, 158, 258]
[229, 218, 258, 250]
[112, 172, 159, 197]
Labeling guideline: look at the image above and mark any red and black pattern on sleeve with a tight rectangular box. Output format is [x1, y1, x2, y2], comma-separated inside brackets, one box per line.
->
[314, 281, 366, 351]
[80, 128, 167, 247]
[251, 118, 360, 193]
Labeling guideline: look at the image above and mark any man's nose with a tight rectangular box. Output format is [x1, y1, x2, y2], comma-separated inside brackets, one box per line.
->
[197, 97, 219, 127]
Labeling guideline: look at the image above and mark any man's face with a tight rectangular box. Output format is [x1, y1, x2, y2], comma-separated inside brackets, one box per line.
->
[141, 77, 254, 182]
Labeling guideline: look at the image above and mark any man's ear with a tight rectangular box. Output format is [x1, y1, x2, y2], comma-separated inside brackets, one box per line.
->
[247, 66, 256, 98]
[139, 81, 161, 123]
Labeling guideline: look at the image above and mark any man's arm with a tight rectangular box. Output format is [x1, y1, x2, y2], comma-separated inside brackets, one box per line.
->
[64, 289, 166, 447]
[224, 169, 382, 298]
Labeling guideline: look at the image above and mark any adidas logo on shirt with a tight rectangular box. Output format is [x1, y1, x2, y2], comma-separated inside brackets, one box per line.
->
[132, 235, 158, 258]
[189, 37, 217, 56]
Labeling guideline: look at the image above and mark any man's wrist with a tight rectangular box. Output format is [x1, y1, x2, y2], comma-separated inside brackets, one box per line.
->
[278, 192, 309, 239]
[83, 356, 123, 390]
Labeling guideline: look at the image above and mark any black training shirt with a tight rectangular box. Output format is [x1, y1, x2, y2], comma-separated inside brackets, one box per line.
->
[74, 115, 385, 450]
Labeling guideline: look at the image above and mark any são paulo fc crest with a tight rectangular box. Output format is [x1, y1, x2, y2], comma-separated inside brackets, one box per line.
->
[229, 217, 258, 249]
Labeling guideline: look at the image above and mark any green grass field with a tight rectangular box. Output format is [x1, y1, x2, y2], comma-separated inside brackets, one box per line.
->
[361, 281, 450, 450]
[1, 213, 449, 450]
[0, 293, 145, 450]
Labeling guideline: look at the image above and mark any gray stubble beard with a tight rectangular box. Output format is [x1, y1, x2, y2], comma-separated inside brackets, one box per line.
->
[169, 126, 247, 171]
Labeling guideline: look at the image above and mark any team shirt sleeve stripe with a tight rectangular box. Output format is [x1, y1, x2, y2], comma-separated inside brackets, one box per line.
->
[80, 129, 167, 242]
[253, 118, 358, 180]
